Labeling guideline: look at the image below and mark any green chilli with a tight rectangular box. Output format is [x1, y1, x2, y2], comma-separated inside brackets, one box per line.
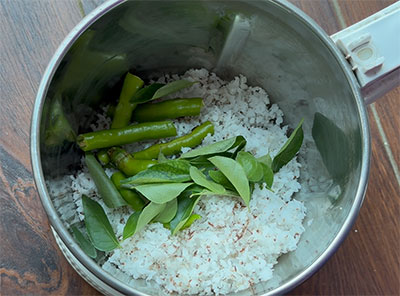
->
[133, 121, 214, 159]
[108, 147, 156, 176]
[132, 98, 203, 122]
[111, 171, 146, 212]
[111, 73, 144, 129]
[77, 121, 177, 151]
[97, 149, 110, 166]
[85, 153, 127, 208]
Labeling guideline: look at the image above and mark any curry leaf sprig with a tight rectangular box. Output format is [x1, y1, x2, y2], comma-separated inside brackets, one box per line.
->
[79, 119, 304, 254]
[119, 119, 304, 240]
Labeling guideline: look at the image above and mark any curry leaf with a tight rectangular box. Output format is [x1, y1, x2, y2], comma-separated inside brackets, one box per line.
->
[150, 159, 191, 172]
[121, 160, 191, 186]
[123, 203, 167, 239]
[208, 156, 250, 206]
[272, 119, 304, 173]
[190, 189, 240, 198]
[260, 163, 274, 189]
[157, 151, 168, 163]
[180, 136, 246, 159]
[312, 112, 351, 184]
[71, 225, 97, 258]
[256, 154, 274, 189]
[82, 195, 120, 251]
[188, 155, 214, 168]
[153, 198, 178, 223]
[152, 80, 197, 100]
[189, 166, 226, 194]
[130, 83, 165, 104]
[170, 192, 201, 235]
[208, 170, 235, 191]
[122, 211, 140, 240]
[135, 202, 166, 235]
[257, 154, 272, 168]
[133, 183, 193, 204]
[131, 80, 196, 104]
[181, 214, 202, 230]
[231, 137, 247, 158]
[236, 151, 264, 182]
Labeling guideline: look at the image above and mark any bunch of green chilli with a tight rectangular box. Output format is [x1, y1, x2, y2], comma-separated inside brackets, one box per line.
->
[71, 72, 304, 258]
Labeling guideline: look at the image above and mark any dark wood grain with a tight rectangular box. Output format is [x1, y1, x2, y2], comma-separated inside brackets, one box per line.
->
[80, 0, 106, 16]
[0, 1, 98, 295]
[0, 0, 399, 295]
[374, 87, 400, 168]
[290, 0, 341, 35]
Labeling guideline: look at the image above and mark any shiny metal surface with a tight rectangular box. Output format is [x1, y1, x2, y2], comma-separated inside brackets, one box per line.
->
[31, 0, 370, 295]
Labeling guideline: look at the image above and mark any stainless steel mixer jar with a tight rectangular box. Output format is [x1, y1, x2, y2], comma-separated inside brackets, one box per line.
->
[31, 1, 400, 295]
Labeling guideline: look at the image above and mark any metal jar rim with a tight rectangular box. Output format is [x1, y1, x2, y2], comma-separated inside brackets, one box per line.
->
[30, 0, 371, 295]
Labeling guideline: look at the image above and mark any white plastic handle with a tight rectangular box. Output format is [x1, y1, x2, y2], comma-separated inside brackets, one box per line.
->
[331, 2, 400, 104]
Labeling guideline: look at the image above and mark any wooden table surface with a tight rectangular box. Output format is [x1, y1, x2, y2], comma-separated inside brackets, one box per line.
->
[1, 0, 399, 295]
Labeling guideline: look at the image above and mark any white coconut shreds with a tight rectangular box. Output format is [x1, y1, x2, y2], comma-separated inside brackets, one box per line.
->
[48, 68, 306, 295]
